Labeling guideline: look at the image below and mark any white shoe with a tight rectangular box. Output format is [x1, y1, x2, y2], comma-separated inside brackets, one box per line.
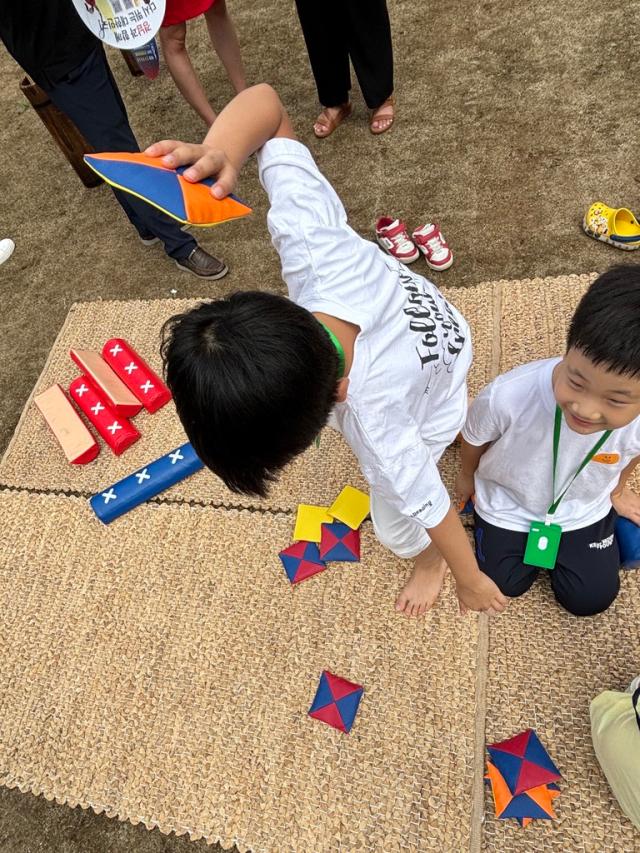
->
[0, 238, 15, 265]
[411, 223, 454, 271]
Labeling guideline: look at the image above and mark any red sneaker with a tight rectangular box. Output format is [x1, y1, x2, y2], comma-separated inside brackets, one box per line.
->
[375, 217, 420, 263]
[411, 223, 453, 270]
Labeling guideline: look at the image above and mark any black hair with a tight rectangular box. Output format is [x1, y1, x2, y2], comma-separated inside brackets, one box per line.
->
[567, 264, 640, 378]
[161, 291, 339, 497]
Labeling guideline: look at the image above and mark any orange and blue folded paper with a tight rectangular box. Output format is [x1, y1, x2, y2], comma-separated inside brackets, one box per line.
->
[83, 152, 252, 227]
[486, 729, 562, 827]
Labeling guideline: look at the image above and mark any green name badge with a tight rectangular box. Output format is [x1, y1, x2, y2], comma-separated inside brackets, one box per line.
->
[523, 520, 562, 570]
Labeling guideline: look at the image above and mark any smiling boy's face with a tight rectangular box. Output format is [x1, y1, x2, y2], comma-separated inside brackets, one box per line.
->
[553, 348, 640, 434]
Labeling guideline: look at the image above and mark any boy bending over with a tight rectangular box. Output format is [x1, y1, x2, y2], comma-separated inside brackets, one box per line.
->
[457, 266, 640, 616]
[147, 84, 507, 617]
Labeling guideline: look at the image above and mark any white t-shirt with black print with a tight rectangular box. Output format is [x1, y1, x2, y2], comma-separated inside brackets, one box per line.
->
[257, 138, 472, 530]
[463, 357, 640, 532]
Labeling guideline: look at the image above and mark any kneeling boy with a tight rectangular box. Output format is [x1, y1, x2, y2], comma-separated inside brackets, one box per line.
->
[457, 266, 640, 616]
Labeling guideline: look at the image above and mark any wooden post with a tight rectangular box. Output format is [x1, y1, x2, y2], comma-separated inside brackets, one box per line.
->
[19, 76, 102, 188]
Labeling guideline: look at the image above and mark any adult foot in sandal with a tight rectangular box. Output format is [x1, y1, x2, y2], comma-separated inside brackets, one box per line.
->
[313, 102, 352, 139]
[370, 96, 395, 134]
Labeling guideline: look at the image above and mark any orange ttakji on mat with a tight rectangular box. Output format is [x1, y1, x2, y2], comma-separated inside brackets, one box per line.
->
[485, 729, 562, 826]
[83, 152, 252, 227]
[485, 760, 560, 827]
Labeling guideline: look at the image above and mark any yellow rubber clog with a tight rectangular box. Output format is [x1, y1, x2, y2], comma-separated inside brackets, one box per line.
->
[583, 202, 640, 250]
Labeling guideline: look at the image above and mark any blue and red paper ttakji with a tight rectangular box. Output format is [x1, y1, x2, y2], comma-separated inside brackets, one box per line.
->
[308, 671, 364, 733]
[485, 729, 562, 827]
[278, 541, 327, 585]
[319, 521, 360, 562]
[278, 509, 363, 586]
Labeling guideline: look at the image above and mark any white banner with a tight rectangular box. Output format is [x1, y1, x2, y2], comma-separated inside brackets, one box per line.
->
[71, 0, 166, 50]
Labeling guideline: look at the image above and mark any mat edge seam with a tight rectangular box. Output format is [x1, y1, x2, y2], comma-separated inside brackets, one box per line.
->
[468, 280, 503, 853]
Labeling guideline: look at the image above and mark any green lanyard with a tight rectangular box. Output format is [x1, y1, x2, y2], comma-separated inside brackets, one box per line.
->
[320, 322, 346, 379]
[315, 323, 346, 449]
[548, 405, 612, 515]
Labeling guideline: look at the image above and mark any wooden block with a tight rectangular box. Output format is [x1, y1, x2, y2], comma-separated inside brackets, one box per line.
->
[102, 338, 172, 413]
[69, 349, 142, 417]
[34, 384, 99, 465]
[69, 376, 140, 456]
[89, 443, 204, 524]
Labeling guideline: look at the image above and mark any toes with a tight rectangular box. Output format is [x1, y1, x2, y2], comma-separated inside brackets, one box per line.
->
[396, 593, 419, 617]
[395, 593, 409, 612]
[371, 110, 394, 132]
[313, 114, 331, 137]
[396, 593, 434, 617]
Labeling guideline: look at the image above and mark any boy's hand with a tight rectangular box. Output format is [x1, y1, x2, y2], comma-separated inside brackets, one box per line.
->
[144, 140, 238, 198]
[455, 470, 475, 511]
[611, 486, 640, 525]
[456, 572, 508, 616]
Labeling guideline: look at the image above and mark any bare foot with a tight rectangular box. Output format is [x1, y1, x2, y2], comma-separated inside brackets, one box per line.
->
[394, 556, 447, 617]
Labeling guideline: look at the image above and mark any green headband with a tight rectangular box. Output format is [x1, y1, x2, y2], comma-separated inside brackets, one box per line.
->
[320, 322, 346, 379]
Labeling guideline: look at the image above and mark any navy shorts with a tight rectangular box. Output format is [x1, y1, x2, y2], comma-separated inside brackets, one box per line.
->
[473, 509, 620, 616]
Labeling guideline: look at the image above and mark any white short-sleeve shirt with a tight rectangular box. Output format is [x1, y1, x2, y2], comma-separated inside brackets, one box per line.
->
[463, 357, 640, 532]
[257, 138, 472, 529]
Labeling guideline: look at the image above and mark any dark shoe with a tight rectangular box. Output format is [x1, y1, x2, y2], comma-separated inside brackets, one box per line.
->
[175, 246, 228, 279]
[139, 233, 160, 246]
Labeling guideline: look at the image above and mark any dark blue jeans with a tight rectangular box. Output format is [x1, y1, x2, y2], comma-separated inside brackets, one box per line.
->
[43, 46, 196, 260]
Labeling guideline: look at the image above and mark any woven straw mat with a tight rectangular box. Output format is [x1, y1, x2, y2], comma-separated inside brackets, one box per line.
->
[3, 272, 640, 852]
[0, 490, 479, 852]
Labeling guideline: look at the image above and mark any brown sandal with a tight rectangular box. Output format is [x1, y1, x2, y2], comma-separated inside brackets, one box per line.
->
[313, 102, 352, 139]
[370, 96, 395, 135]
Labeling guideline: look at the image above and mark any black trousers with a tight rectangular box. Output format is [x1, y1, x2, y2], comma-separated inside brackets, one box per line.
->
[42, 47, 196, 260]
[294, 0, 393, 109]
[473, 509, 621, 617]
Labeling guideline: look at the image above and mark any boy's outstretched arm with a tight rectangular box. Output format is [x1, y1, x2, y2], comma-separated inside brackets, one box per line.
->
[145, 84, 295, 199]
[447, 436, 507, 614]
[427, 507, 508, 615]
